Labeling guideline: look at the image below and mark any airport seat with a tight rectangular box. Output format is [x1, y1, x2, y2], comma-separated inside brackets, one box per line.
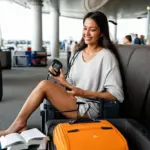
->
[108, 119, 150, 150]
[116, 45, 150, 130]
[41, 45, 150, 149]
[0, 51, 11, 69]
[41, 45, 150, 124]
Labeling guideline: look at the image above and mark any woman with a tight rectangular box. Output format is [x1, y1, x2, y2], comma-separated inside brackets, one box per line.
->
[0, 11, 124, 136]
[124, 35, 132, 45]
[71, 41, 78, 55]
[140, 35, 145, 45]
[69, 41, 79, 67]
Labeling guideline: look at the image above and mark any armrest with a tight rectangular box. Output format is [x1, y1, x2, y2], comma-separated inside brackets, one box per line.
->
[40, 99, 52, 111]
[40, 99, 54, 133]
[108, 118, 150, 150]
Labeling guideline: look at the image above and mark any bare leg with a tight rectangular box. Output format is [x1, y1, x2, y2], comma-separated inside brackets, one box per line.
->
[0, 80, 78, 136]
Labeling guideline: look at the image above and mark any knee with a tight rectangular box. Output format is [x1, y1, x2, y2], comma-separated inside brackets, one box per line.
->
[37, 80, 52, 91]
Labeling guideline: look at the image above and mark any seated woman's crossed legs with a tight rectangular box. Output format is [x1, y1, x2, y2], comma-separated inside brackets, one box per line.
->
[0, 80, 78, 136]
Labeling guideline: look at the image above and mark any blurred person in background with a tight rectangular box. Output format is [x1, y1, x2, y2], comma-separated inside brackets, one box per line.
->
[70, 41, 79, 59]
[123, 35, 132, 45]
[133, 34, 141, 45]
[140, 35, 145, 45]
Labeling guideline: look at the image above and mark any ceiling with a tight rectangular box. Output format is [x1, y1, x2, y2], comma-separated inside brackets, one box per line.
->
[9, 0, 150, 19]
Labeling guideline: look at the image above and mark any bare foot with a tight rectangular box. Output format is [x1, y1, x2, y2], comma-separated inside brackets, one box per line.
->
[18, 126, 28, 133]
[0, 130, 8, 136]
[0, 120, 27, 136]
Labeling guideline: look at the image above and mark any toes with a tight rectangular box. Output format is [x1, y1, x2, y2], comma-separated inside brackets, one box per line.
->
[0, 130, 7, 136]
[18, 127, 28, 133]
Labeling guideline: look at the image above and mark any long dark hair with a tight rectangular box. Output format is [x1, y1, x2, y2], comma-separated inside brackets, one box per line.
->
[78, 11, 120, 61]
[68, 11, 121, 78]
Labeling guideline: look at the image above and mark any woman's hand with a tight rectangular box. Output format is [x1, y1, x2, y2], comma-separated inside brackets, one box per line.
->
[54, 69, 66, 84]
[67, 87, 84, 97]
[49, 66, 66, 84]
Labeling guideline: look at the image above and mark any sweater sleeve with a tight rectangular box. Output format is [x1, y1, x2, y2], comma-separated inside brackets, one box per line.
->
[104, 65, 124, 102]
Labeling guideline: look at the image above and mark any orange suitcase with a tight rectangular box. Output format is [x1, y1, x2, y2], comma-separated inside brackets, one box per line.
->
[53, 120, 129, 150]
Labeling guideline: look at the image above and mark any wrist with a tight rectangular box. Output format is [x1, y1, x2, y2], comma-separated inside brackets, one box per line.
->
[81, 89, 85, 97]
[61, 80, 67, 86]
[62, 80, 72, 89]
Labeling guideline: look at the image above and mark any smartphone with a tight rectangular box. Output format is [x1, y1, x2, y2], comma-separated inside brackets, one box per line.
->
[49, 59, 63, 76]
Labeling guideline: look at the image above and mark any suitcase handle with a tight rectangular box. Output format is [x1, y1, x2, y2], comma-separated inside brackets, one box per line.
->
[69, 101, 100, 124]
[55, 102, 85, 114]
[55, 101, 101, 124]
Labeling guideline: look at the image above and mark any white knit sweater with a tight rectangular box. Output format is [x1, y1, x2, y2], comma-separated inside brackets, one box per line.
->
[67, 48, 124, 102]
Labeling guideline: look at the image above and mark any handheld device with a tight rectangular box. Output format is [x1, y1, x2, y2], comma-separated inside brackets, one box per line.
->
[49, 59, 63, 76]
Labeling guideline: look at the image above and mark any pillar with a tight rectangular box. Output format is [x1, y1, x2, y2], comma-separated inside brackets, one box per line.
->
[30, 0, 43, 51]
[114, 21, 118, 43]
[0, 24, 2, 48]
[109, 19, 118, 43]
[146, 6, 150, 45]
[50, 0, 59, 58]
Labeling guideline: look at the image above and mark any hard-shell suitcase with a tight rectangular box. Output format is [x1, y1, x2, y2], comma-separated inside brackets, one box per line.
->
[45, 119, 150, 150]
[48, 119, 128, 150]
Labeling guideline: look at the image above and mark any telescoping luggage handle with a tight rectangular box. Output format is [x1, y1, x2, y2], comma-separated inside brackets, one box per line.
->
[56, 100, 101, 124]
